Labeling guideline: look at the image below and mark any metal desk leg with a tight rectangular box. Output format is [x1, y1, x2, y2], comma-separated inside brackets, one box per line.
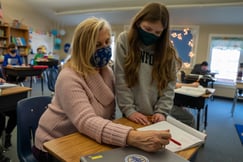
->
[197, 109, 201, 130]
[204, 104, 208, 130]
[41, 76, 44, 95]
[231, 89, 238, 117]
[29, 76, 32, 96]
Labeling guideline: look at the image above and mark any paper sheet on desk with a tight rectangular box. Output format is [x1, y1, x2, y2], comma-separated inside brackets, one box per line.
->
[0, 83, 18, 89]
[137, 116, 207, 152]
[175, 86, 206, 97]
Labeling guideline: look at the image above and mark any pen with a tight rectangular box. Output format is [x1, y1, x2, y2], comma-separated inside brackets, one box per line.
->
[170, 138, 181, 146]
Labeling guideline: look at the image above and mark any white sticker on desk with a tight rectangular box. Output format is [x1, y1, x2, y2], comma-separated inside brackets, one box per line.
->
[125, 154, 149, 162]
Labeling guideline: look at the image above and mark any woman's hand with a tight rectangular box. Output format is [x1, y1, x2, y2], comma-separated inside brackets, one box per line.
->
[128, 112, 151, 125]
[0, 78, 6, 83]
[127, 130, 171, 152]
[151, 113, 166, 123]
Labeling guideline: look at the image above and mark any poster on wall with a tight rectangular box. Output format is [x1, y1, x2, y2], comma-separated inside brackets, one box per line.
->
[29, 31, 54, 54]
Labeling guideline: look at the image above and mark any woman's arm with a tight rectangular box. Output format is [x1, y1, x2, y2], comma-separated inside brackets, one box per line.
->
[176, 82, 199, 89]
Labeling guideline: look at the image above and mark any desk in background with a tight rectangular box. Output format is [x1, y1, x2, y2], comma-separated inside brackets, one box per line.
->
[174, 91, 214, 131]
[184, 74, 216, 88]
[44, 118, 199, 162]
[0, 86, 31, 112]
[4, 66, 48, 95]
[36, 58, 59, 68]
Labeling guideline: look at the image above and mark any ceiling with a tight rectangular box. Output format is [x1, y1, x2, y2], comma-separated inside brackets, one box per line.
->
[22, 0, 243, 26]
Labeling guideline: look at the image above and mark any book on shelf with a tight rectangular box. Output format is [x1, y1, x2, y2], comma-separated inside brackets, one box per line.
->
[174, 85, 215, 97]
[137, 116, 207, 152]
[11, 37, 27, 46]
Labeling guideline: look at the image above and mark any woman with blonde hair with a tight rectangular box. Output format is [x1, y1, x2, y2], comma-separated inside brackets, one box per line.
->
[115, 2, 182, 125]
[33, 17, 171, 161]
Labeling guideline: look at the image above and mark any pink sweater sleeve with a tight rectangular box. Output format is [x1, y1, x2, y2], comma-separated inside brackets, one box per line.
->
[84, 117, 133, 146]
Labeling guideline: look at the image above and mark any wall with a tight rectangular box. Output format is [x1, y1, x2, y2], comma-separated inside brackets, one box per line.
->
[1, 0, 54, 31]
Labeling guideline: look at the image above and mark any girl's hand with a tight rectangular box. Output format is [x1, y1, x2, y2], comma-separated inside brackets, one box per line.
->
[151, 113, 166, 123]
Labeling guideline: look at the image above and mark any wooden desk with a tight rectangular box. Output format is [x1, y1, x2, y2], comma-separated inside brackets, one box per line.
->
[174, 92, 213, 130]
[231, 80, 243, 117]
[4, 66, 48, 95]
[44, 118, 199, 162]
[0, 86, 31, 112]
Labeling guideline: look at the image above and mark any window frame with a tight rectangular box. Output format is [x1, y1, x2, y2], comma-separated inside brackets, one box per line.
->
[208, 34, 243, 84]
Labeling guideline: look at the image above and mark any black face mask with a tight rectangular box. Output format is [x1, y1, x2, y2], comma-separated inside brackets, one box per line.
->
[138, 27, 160, 46]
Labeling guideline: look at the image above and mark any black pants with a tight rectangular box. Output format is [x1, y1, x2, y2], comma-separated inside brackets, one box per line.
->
[0, 110, 17, 136]
[32, 146, 58, 162]
[6, 75, 25, 83]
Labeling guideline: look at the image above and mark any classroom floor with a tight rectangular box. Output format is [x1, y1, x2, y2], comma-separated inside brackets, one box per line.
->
[2, 79, 243, 162]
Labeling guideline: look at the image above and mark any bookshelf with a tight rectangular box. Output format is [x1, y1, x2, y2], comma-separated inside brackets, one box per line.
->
[0, 24, 29, 64]
[10, 26, 29, 57]
[0, 25, 9, 56]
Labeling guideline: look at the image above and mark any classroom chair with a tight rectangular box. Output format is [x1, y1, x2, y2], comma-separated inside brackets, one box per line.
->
[17, 96, 52, 162]
[45, 66, 59, 92]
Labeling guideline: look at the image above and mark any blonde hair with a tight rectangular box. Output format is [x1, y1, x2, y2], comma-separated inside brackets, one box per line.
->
[125, 2, 182, 93]
[65, 17, 112, 76]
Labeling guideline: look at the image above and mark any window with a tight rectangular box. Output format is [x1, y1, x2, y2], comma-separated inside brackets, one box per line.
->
[170, 26, 199, 67]
[209, 36, 243, 83]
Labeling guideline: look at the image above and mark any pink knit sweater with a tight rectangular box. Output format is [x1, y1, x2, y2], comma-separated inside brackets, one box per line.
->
[35, 67, 132, 151]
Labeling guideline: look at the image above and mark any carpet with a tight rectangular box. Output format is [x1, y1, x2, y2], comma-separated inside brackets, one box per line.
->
[235, 124, 243, 145]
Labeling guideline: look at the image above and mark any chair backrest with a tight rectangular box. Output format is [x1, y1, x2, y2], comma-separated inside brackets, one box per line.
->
[180, 70, 186, 83]
[46, 67, 59, 92]
[17, 96, 52, 162]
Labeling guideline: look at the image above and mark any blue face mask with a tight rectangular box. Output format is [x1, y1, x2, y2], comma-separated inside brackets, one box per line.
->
[90, 46, 112, 68]
[10, 49, 17, 53]
[138, 27, 160, 46]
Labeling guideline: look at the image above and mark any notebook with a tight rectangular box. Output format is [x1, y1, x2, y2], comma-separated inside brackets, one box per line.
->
[80, 146, 189, 162]
[137, 116, 207, 152]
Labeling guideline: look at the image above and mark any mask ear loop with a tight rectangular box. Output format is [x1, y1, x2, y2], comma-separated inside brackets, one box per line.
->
[91, 49, 99, 67]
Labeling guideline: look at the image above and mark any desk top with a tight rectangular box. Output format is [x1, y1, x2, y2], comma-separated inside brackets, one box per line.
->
[0, 86, 31, 96]
[4, 66, 48, 70]
[44, 118, 199, 162]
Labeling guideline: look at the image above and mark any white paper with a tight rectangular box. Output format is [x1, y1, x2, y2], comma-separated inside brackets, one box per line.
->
[137, 116, 207, 152]
[174, 86, 206, 97]
[0, 83, 18, 89]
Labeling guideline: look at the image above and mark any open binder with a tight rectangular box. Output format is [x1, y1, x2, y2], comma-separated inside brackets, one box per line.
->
[137, 116, 207, 152]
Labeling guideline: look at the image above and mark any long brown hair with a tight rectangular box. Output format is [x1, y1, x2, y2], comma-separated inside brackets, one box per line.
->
[125, 2, 182, 93]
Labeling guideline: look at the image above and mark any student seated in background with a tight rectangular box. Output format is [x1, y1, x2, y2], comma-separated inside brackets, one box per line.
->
[33, 17, 171, 162]
[170, 81, 199, 128]
[191, 61, 212, 87]
[2, 43, 25, 83]
[33, 45, 47, 65]
[191, 61, 210, 75]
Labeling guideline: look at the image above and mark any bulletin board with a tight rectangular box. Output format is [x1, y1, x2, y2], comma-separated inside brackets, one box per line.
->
[29, 31, 54, 54]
